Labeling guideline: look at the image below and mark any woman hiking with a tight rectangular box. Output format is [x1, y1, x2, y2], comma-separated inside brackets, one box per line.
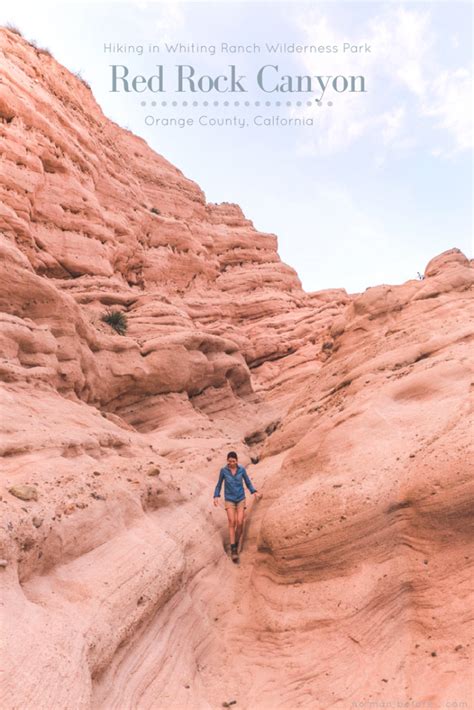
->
[213, 451, 262, 562]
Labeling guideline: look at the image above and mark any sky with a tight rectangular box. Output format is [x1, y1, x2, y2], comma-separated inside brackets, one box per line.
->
[1, 0, 472, 293]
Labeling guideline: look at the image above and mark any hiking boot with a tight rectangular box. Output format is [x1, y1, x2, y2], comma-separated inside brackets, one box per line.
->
[230, 543, 238, 561]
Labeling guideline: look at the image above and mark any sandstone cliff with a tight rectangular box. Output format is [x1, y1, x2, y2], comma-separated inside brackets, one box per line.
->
[0, 27, 472, 710]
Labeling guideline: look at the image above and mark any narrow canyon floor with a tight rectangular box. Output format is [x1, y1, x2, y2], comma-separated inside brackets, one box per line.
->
[90, 453, 287, 710]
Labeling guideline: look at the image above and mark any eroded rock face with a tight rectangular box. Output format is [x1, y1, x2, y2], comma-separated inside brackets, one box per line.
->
[0, 27, 310, 421]
[250, 256, 473, 704]
[0, 27, 472, 710]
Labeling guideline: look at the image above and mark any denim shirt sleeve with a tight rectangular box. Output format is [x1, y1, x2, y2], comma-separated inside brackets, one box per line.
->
[242, 468, 257, 494]
[213, 468, 225, 497]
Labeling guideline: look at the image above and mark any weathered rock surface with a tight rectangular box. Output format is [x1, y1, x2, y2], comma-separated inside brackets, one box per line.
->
[0, 27, 472, 710]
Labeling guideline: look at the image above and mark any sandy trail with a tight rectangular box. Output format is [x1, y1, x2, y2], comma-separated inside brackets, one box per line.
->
[90, 453, 285, 710]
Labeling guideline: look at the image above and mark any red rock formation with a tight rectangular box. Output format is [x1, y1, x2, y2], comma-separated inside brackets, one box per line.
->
[0, 27, 472, 710]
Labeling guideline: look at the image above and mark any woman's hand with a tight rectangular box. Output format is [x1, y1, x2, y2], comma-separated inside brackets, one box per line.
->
[255, 492, 263, 501]
[213, 497, 219, 507]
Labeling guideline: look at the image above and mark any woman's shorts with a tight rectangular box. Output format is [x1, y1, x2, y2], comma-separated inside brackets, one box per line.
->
[224, 498, 247, 510]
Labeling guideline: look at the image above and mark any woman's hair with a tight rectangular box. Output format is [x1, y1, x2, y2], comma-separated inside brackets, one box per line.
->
[227, 451, 238, 460]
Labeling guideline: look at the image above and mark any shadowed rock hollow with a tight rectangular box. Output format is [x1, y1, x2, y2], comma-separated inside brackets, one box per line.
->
[0, 27, 473, 710]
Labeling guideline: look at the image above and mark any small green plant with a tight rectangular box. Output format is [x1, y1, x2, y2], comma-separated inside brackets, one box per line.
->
[150, 207, 161, 215]
[101, 309, 128, 335]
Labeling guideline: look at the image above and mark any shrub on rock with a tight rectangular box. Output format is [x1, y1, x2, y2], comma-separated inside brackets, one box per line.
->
[101, 309, 128, 335]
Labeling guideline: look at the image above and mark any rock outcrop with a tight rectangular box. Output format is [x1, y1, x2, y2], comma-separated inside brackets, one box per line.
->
[0, 27, 472, 710]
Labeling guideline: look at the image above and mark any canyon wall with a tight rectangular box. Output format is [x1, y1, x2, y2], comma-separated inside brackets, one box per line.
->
[0, 27, 472, 710]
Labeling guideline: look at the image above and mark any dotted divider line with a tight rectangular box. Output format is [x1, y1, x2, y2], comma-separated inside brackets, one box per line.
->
[139, 99, 333, 107]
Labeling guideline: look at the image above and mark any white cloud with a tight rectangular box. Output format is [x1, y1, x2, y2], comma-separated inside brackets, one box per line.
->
[293, 6, 472, 157]
[153, 1, 184, 42]
[381, 105, 406, 144]
[419, 67, 472, 156]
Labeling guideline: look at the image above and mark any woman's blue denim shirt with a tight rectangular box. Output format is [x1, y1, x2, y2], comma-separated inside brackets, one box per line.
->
[213, 464, 257, 502]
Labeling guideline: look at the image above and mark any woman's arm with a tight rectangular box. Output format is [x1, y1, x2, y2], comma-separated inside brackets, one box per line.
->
[213, 469, 225, 498]
[242, 468, 257, 494]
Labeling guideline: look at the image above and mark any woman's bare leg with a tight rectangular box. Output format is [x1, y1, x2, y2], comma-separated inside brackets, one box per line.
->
[235, 505, 245, 545]
[226, 507, 236, 545]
